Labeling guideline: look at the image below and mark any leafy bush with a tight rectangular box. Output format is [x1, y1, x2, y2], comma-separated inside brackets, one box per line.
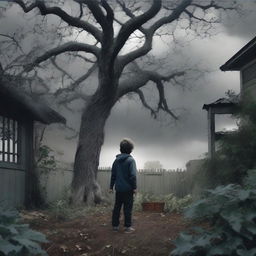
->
[171, 170, 256, 256]
[164, 194, 192, 213]
[49, 199, 70, 221]
[133, 193, 144, 211]
[48, 188, 72, 220]
[0, 208, 48, 256]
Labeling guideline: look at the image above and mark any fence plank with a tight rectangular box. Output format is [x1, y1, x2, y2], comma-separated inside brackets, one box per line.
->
[39, 168, 193, 202]
[96, 169, 191, 197]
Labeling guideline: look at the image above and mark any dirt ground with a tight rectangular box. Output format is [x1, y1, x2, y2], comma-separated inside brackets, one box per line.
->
[22, 208, 190, 256]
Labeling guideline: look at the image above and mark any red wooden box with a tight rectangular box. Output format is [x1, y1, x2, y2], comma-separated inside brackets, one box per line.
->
[141, 202, 165, 212]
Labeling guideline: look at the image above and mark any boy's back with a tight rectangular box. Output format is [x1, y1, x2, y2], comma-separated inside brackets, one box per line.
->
[111, 153, 137, 192]
[110, 138, 137, 233]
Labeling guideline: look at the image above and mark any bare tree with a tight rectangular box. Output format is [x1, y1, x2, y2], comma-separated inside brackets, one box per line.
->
[0, 0, 240, 205]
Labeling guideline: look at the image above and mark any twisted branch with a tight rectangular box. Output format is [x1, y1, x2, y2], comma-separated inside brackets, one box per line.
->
[12, 0, 102, 41]
[23, 42, 99, 73]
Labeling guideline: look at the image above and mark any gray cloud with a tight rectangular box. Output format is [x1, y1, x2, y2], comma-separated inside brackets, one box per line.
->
[99, 31, 244, 168]
[1, 1, 255, 169]
[222, 1, 256, 40]
[42, 2, 256, 169]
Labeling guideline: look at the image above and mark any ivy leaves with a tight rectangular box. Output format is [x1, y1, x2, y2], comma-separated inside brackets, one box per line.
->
[37, 145, 57, 170]
[171, 170, 256, 256]
[0, 208, 48, 256]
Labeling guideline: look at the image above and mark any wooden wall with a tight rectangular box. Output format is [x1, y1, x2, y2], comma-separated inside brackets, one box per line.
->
[0, 168, 25, 207]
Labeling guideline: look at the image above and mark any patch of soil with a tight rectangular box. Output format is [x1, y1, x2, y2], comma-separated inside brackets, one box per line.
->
[24, 210, 190, 256]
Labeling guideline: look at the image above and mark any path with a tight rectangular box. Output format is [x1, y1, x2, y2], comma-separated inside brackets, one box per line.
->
[23, 209, 190, 256]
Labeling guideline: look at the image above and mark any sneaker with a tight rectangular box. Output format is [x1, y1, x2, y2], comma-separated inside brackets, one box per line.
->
[124, 227, 135, 233]
[112, 226, 119, 232]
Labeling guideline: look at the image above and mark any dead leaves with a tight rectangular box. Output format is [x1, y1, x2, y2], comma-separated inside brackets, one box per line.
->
[60, 245, 68, 252]
[20, 210, 48, 221]
[59, 243, 92, 254]
[79, 232, 89, 240]
[23, 209, 189, 256]
[58, 243, 136, 256]
[75, 244, 83, 251]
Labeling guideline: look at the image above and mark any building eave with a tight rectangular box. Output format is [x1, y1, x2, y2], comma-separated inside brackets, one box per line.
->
[202, 97, 239, 111]
[220, 36, 256, 71]
[0, 78, 66, 124]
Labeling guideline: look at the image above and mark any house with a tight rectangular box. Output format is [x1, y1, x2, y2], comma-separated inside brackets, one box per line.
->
[0, 77, 66, 208]
[220, 36, 256, 101]
[203, 97, 239, 158]
[203, 36, 256, 157]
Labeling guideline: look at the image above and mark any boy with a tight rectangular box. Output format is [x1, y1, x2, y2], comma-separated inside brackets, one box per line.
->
[109, 138, 137, 233]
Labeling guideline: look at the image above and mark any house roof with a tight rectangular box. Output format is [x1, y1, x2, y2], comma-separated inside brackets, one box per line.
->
[220, 36, 256, 71]
[202, 97, 239, 111]
[0, 78, 66, 124]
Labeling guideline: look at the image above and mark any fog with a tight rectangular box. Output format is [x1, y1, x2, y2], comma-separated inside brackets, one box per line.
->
[1, 0, 256, 169]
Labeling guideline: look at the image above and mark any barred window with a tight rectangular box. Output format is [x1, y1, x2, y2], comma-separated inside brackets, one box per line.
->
[0, 116, 19, 164]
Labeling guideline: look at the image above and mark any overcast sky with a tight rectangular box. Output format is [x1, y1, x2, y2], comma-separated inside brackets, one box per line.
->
[44, 1, 256, 170]
[98, 2, 255, 169]
[47, 35, 253, 170]
[1, 0, 256, 170]
[99, 4, 256, 170]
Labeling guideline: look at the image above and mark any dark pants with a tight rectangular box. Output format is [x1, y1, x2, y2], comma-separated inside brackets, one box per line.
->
[112, 191, 134, 228]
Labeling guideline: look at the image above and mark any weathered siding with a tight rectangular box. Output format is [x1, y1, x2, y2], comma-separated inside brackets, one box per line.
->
[0, 120, 31, 208]
[242, 61, 256, 86]
[39, 168, 73, 202]
[242, 61, 256, 101]
[0, 168, 25, 207]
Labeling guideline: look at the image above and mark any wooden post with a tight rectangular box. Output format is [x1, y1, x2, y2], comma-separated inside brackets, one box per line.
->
[24, 120, 34, 207]
[208, 108, 215, 158]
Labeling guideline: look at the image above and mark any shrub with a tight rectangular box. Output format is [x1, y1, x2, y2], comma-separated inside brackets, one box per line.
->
[133, 193, 144, 211]
[49, 199, 70, 221]
[163, 194, 192, 213]
[0, 207, 48, 256]
[171, 170, 256, 256]
[48, 188, 71, 220]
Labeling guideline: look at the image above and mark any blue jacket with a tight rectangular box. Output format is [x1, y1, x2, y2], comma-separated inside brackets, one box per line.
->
[110, 154, 137, 192]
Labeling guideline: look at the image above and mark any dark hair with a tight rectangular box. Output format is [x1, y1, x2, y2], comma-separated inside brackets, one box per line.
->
[120, 138, 134, 154]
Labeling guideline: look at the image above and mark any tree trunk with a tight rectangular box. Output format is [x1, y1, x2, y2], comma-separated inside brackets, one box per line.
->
[71, 92, 115, 205]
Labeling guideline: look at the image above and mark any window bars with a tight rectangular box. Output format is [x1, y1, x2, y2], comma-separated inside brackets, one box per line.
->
[0, 116, 19, 164]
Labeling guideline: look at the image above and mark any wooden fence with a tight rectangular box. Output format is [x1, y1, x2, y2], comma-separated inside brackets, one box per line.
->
[98, 168, 194, 198]
[40, 168, 195, 202]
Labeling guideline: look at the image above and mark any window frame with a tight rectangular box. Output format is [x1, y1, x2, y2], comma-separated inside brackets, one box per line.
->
[0, 115, 24, 170]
